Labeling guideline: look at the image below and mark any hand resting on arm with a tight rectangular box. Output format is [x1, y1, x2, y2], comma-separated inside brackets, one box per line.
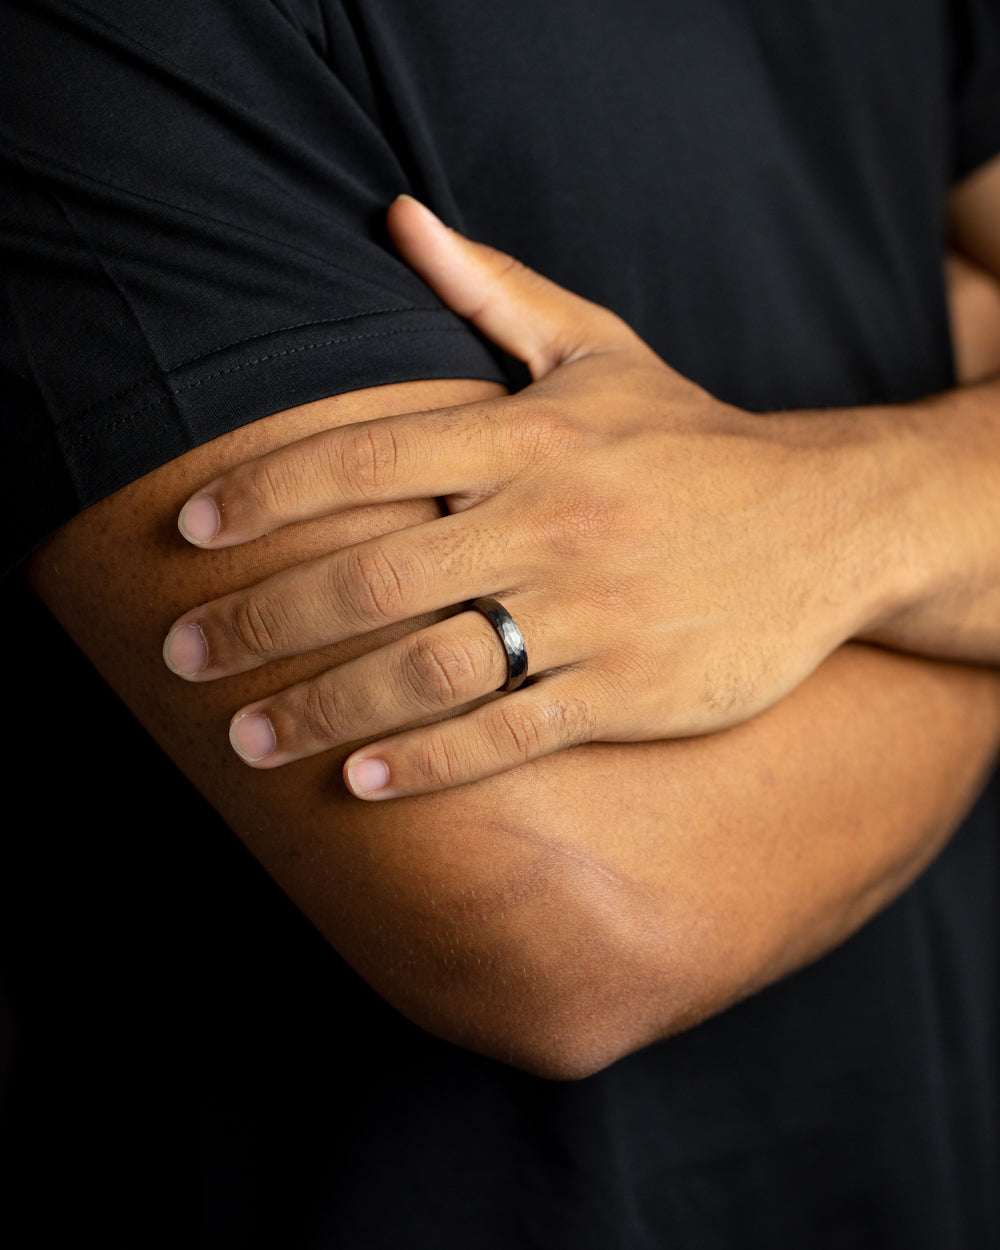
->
[27, 176, 1000, 1078]
[166, 184, 1000, 799]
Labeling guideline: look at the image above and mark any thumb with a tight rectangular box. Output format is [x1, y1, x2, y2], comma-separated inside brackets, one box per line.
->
[387, 194, 630, 379]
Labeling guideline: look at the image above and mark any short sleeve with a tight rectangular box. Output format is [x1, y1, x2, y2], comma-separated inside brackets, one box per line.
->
[952, 0, 1000, 179]
[0, 0, 506, 571]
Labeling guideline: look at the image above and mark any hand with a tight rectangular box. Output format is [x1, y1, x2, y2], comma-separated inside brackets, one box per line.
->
[164, 196, 890, 798]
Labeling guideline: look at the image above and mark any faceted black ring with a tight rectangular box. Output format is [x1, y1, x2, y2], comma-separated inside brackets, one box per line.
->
[468, 597, 529, 693]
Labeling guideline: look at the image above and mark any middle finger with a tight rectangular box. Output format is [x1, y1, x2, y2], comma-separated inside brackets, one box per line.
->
[163, 509, 530, 681]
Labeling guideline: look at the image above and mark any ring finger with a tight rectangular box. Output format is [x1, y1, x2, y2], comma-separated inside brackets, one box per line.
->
[227, 597, 565, 768]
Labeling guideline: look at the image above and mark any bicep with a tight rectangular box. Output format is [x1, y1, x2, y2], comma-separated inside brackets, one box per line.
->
[25, 376, 521, 1040]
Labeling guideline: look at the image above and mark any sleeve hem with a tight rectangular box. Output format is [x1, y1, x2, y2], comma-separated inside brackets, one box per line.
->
[4, 308, 507, 573]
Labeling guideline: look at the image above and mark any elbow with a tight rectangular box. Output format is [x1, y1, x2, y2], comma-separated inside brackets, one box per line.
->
[335, 813, 719, 1080]
[401, 961, 666, 1082]
[376, 863, 694, 1082]
[492, 942, 756, 1081]
[411, 930, 703, 1082]
[491, 1000, 664, 1083]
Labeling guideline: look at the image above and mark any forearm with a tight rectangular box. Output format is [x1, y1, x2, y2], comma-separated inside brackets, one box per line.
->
[846, 155, 1000, 662]
[784, 374, 1000, 666]
[865, 375, 1000, 661]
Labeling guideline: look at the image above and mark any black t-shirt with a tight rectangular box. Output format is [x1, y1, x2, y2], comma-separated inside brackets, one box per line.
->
[2, 2, 999, 1246]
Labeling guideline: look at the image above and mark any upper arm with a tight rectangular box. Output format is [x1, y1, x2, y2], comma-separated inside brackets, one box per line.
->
[27, 376, 641, 1073]
[25, 377, 562, 1052]
[27, 377, 1000, 1078]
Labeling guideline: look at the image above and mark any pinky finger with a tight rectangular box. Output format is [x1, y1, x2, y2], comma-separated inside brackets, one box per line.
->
[344, 674, 598, 799]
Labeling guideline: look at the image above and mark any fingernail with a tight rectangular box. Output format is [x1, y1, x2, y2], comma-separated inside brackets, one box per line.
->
[230, 712, 276, 763]
[347, 756, 391, 798]
[178, 495, 220, 544]
[164, 623, 208, 677]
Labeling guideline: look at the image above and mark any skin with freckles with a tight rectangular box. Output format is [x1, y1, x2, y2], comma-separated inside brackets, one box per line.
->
[25, 160, 1000, 1076]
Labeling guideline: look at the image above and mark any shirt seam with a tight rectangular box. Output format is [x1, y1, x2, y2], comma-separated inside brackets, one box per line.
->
[60, 322, 479, 449]
[57, 307, 449, 428]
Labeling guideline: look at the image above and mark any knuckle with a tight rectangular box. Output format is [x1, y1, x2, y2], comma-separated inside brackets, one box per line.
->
[489, 696, 594, 761]
[487, 702, 546, 762]
[551, 496, 617, 545]
[227, 594, 284, 661]
[403, 634, 478, 709]
[242, 456, 294, 522]
[537, 495, 618, 560]
[338, 544, 413, 629]
[508, 398, 578, 463]
[479, 245, 528, 287]
[338, 423, 401, 500]
[584, 574, 632, 613]
[299, 681, 349, 745]
[411, 732, 464, 790]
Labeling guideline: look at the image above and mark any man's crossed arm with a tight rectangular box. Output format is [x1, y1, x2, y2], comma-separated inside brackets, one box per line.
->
[25, 157, 1000, 1078]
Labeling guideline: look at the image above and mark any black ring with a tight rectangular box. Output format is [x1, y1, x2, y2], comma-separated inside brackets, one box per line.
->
[468, 597, 529, 693]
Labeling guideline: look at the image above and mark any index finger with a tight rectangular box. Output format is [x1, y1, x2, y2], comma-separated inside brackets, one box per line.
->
[177, 396, 515, 548]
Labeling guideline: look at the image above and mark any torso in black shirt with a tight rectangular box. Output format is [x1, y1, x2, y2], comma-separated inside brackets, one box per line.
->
[1, 2, 999, 1245]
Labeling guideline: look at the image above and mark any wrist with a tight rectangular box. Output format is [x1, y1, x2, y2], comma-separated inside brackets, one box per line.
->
[754, 403, 919, 647]
[841, 380, 1000, 659]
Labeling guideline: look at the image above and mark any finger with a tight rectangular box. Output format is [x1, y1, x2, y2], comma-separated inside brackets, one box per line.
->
[163, 509, 526, 680]
[227, 602, 566, 768]
[342, 670, 598, 799]
[388, 195, 635, 378]
[178, 398, 519, 548]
